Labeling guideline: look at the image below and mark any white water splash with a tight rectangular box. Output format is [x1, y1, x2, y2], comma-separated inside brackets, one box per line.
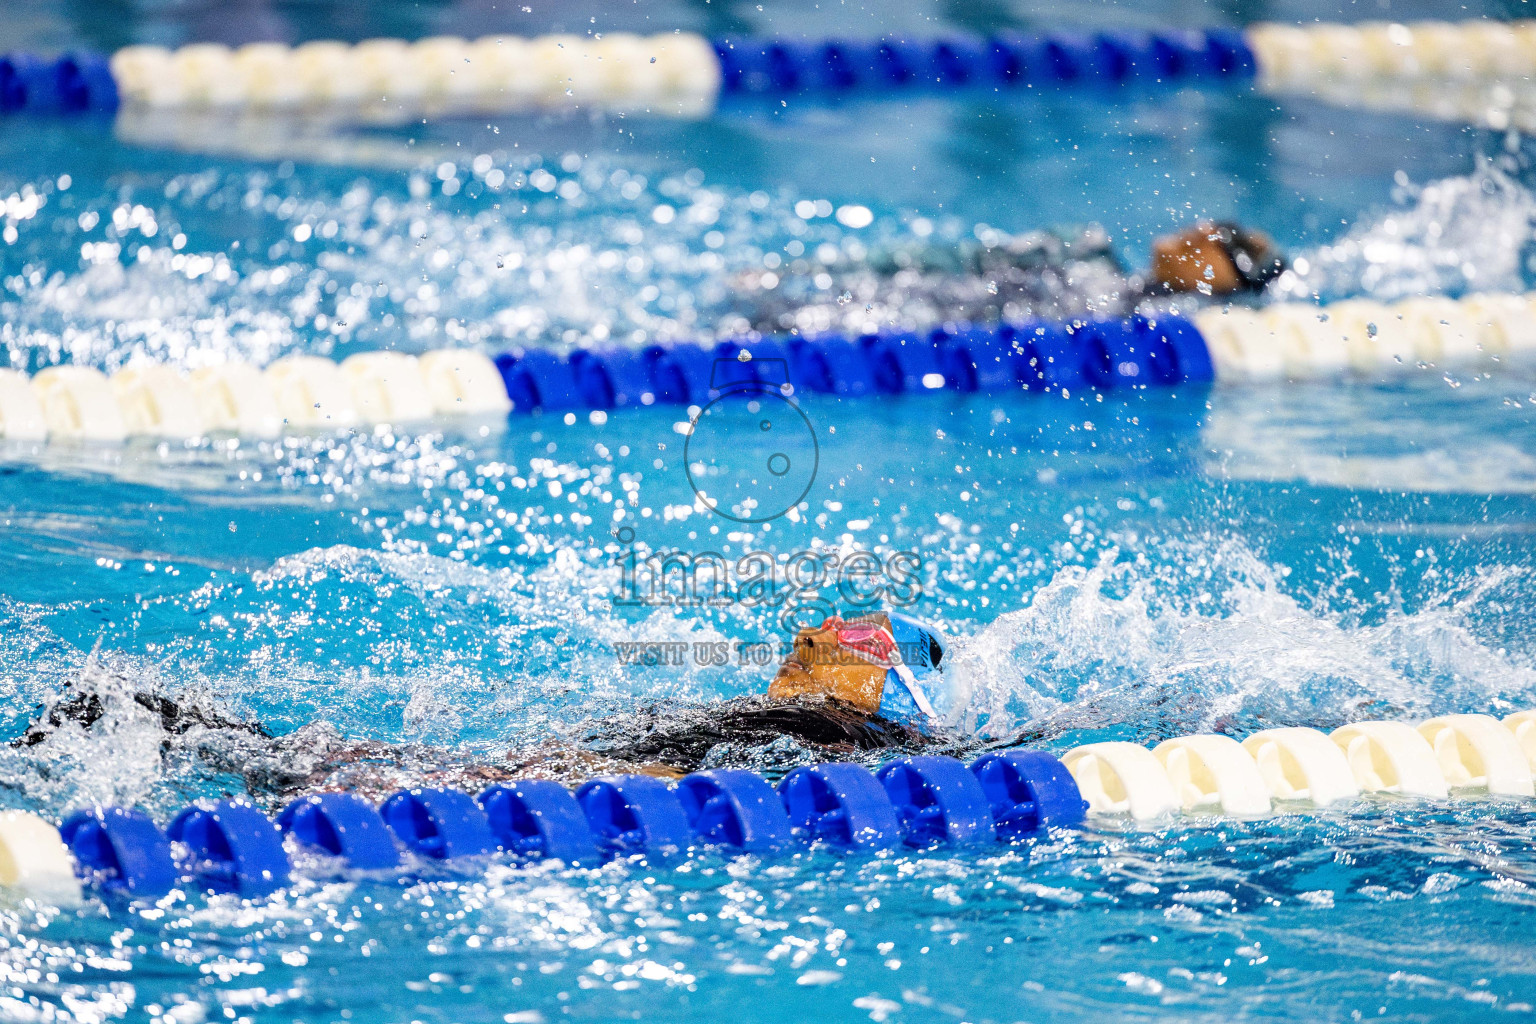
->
[0, 651, 228, 815]
[1272, 161, 1536, 302]
[0, 160, 869, 372]
[950, 541, 1536, 742]
[3, 526, 1530, 817]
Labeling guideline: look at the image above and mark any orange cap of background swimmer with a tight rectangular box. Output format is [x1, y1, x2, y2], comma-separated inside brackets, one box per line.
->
[1150, 222, 1286, 295]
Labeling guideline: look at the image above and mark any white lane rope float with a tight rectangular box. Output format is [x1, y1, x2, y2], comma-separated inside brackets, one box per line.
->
[1063, 711, 1536, 822]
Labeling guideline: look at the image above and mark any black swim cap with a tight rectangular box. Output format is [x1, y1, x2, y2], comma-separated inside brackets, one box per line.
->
[1211, 221, 1288, 292]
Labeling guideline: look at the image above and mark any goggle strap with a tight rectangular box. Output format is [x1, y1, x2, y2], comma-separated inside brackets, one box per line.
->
[890, 660, 938, 719]
[819, 617, 940, 719]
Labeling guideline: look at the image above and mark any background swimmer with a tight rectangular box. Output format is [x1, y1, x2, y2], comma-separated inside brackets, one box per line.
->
[729, 220, 1288, 337]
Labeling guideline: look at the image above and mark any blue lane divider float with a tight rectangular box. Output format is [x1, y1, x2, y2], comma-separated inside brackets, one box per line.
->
[59, 807, 177, 896]
[676, 768, 795, 853]
[0, 52, 118, 114]
[168, 800, 291, 897]
[479, 780, 600, 865]
[380, 787, 501, 860]
[877, 755, 997, 847]
[576, 774, 695, 861]
[492, 314, 1212, 415]
[712, 29, 1252, 95]
[779, 762, 904, 850]
[55, 749, 1085, 902]
[970, 751, 1089, 840]
[277, 792, 401, 871]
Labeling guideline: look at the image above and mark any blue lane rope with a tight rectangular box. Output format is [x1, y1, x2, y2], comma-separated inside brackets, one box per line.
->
[0, 29, 1248, 119]
[0, 31, 1241, 119]
[52, 708, 1536, 900]
[61, 749, 1089, 900]
[0, 313, 1213, 447]
[0, 30, 1250, 117]
[0, 52, 118, 114]
[491, 315, 1214, 415]
[712, 30, 1253, 95]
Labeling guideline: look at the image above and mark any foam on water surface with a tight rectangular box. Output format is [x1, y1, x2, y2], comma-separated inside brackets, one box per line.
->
[3, 143, 1535, 371]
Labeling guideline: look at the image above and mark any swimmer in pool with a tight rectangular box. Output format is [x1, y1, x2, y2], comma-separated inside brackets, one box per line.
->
[733, 220, 1288, 337]
[1146, 222, 1289, 298]
[15, 611, 973, 806]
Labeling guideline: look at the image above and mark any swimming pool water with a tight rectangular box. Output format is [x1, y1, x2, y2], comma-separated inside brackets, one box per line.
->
[4, 0, 1536, 1020]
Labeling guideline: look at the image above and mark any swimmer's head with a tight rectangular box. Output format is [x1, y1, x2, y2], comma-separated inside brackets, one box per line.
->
[768, 613, 889, 714]
[767, 611, 956, 725]
[1149, 222, 1287, 295]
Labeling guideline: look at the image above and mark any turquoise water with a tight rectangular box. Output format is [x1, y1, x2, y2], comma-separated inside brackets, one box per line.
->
[4, 380, 1536, 1022]
[3, 0, 1536, 1021]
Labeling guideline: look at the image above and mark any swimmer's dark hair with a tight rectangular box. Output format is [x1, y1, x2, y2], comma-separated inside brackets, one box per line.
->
[13, 686, 270, 748]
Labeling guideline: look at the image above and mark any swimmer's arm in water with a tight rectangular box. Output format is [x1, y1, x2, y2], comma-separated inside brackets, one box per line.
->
[14, 686, 272, 747]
